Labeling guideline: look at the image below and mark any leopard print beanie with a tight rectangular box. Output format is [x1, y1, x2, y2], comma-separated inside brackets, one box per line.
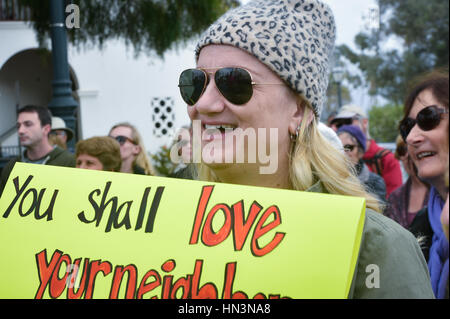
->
[195, 0, 336, 119]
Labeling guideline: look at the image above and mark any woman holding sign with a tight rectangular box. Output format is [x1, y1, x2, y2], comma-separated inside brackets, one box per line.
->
[399, 71, 449, 299]
[178, 0, 434, 298]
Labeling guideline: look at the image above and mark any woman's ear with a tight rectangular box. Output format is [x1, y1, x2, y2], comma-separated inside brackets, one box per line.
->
[133, 144, 141, 156]
[288, 96, 313, 136]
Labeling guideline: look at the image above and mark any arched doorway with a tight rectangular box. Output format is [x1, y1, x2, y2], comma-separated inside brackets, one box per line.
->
[0, 48, 79, 162]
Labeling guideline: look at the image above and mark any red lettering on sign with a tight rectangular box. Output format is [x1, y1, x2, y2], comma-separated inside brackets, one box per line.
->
[35, 249, 62, 299]
[189, 185, 214, 244]
[84, 260, 112, 299]
[251, 205, 286, 257]
[110, 264, 138, 299]
[189, 187, 285, 256]
[136, 269, 161, 299]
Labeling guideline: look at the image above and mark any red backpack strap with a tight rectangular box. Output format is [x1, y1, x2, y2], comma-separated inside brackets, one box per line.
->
[364, 148, 391, 176]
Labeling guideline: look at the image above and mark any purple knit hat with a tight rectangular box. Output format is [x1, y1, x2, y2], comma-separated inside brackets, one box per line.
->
[337, 125, 367, 150]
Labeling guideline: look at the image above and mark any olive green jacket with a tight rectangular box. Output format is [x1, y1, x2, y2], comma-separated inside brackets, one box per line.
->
[307, 182, 435, 299]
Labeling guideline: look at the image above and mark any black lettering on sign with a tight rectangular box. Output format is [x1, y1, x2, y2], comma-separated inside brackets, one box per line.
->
[77, 182, 165, 234]
[2, 175, 58, 221]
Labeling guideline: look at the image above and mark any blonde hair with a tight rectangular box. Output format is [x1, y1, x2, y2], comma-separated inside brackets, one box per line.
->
[110, 122, 155, 175]
[48, 133, 67, 150]
[196, 104, 382, 213]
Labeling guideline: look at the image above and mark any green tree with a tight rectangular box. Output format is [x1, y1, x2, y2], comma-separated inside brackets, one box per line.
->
[323, 77, 351, 120]
[151, 145, 180, 177]
[368, 103, 403, 142]
[19, 0, 240, 57]
[338, 0, 449, 105]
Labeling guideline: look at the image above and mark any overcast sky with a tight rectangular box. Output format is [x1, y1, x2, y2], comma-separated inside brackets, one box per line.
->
[239, 0, 377, 50]
[322, 0, 378, 50]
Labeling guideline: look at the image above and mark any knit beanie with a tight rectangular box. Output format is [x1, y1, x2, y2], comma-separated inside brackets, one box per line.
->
[318, 122, 343, 151]
[337, 125, 367, 151]
[195, 0, 336, 119]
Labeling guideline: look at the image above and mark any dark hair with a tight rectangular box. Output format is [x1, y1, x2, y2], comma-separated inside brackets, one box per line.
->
[75, 136, 122, 172]
[394, 135, 407, 160]
[402, 71, 449, 119]
[17, 105, 52, 127]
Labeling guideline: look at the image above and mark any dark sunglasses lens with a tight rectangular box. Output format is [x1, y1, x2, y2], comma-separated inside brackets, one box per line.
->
[399, 118, 415, 141]
[335, 118, 352, 128]
[417, 106, 440, 131]
[179, 69, 206, 105]
[115, 136, 126, 145]
[215, 68, 253, 105]
[344, 144, 355, 152]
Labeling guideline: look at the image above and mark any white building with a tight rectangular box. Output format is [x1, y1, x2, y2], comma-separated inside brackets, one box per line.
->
[0, 10, 196, 167]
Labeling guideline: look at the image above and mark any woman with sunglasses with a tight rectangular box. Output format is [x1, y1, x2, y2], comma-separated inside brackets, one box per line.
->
[179, 0, 434, 298]
[337, 125, 386, 203]
[399, 71, 449, 299]
[109, 122, 155, 175]
[384, 135, 430, 229]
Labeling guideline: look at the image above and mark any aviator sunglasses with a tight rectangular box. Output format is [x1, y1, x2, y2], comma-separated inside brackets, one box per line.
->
[399, 105, 448, 142]
[178, 67, 283, 106]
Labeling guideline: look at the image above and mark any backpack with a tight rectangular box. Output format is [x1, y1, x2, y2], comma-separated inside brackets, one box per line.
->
[363, 148, 391, 176]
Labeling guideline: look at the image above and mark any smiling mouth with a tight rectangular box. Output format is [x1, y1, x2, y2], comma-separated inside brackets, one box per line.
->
[417, 151, 437, 160]
[204, 124, 238, 134]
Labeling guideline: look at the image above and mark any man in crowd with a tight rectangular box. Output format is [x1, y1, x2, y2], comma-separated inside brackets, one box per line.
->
[0, 105, 76, 196]
[331, 104, 403, 197]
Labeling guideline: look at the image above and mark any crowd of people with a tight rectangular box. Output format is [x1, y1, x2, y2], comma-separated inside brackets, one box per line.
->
[0, 0, 448, 299]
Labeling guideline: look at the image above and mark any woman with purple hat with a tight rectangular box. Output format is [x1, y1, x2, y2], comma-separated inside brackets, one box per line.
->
[337, 125, 387, 203]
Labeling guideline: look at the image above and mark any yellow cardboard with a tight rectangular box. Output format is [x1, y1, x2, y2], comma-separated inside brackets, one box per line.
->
[0, 162, 366, 299]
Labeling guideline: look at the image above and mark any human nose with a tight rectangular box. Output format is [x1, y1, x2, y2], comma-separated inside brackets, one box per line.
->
[193, 77, 226, 115]
[77, 162, 87, 169]
[17, 124, 26, 134]
[405, 123, 424, 147]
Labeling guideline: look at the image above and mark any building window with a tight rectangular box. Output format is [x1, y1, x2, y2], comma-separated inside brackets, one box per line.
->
[151, 97, 175, 137]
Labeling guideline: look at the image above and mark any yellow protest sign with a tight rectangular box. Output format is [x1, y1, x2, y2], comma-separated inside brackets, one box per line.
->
[0, 163, 365, 299]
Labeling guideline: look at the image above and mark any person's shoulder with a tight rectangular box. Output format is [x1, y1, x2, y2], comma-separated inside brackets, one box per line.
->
[368, 171, 385, 185]
[381, 148, 398, 163]
[367, 140, 394, 159]
[363, 139, 380, 158]
[133, 165, 146, 175]
[0, 157, 21, 196]
[364, 209, 409, 238]
[388, 179, 407, 198]
[360, 209, 426, 271]
[47, 147, 75, 167]
[1, 156, 21, 175]
[351, 209, 435, 298]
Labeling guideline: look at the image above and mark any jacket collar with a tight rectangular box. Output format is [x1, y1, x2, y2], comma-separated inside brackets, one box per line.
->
[305, 180, 326, 194]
